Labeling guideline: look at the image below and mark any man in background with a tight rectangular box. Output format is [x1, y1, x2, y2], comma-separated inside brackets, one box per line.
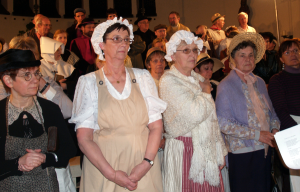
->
[66, 8, 86, 49]
[25, 16, 52, 55]
[107, 8, 117, 20]
[133, 16, 156, 68]
[166, 11, 190, 40]
[70, 18, 97, 74]
[237, 12, 256, 33]
[207, 13, 226, 58]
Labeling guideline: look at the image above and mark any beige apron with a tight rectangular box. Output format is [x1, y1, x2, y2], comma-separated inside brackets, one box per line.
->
[80, 68, 163, 192]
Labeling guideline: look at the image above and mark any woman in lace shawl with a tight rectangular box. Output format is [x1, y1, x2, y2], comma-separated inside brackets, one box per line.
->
[215, 32, 280, 192]
[159, 30, 227, 192]
[0, 49, 76, 191]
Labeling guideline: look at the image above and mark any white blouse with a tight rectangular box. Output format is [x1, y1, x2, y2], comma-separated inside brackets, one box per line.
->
[69, 68, 167, 131]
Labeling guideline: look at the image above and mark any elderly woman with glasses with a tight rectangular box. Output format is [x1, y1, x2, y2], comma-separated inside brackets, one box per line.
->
[69, 17, 167, 192]
[159, 30, 227, 192]
[215, 32, 280, 192]
[0, 49, 76, 191]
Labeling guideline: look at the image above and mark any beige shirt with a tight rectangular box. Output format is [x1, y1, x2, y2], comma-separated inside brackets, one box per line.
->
[207, 29, 226, 57]
[166, 23, 190, 40]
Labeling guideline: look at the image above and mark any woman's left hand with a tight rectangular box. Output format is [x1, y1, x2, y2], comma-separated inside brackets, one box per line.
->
[128, 161, 152, 183]
[59, 79, 67, 90]
[159, 138, 166, 150]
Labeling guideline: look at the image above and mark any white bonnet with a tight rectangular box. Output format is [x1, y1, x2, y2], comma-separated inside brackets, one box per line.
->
[165, 30, 203, 62]
[91, 17, 134, 61]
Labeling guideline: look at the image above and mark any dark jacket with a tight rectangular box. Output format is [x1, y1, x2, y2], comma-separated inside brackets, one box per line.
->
[133, 28, 156, 68]
[0, 97, 77, 181]
[253, 50, 280, 84]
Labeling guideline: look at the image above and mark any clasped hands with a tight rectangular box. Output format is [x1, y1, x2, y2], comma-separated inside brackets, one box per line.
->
[113, 160, 151, 191]
[18, 149, 46, 172]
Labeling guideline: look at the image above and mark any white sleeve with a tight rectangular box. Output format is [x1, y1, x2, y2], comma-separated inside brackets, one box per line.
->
[135, 69, 167, 124]
[68, 75, 99, 130]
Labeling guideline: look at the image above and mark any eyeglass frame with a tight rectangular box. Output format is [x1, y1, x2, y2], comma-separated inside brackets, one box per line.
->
[105, 36, 133, 44]
[176, 48, 200, 54]
[17, 71, 43, 81]
[283, 49, 300, 56]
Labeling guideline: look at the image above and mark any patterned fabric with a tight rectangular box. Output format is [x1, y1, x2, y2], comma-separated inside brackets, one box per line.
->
[176, 136, 225, 192]
[216, 70, 280, 153]
[8, 101, 43, 125]
[0, 99, 59, 191]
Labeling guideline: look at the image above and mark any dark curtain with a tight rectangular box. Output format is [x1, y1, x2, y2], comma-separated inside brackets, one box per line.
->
[89, 0, 107, 18]
[137, 0, 156, 17]
[64, 0, 81, 18]
[0, 2, 9, 15]
[114, 0, 133, 18]
[13, 0, 34, 16]
[40, 0, 60, 18]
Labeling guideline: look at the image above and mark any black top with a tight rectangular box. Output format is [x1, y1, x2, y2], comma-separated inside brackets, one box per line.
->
[133, 28, 156, 68]
[0, 97, 77, 181]
[268, 69, 300, 131]
[253, 50, 280, 84]
[66, 24, 77, 50]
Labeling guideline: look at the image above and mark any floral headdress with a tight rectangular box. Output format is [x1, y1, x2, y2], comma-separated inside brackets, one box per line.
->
[165, 30, 203, 62]
[91, 17, 134, 61]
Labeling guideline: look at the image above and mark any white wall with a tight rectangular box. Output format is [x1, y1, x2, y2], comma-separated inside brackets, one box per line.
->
[0, 0, 298, 45]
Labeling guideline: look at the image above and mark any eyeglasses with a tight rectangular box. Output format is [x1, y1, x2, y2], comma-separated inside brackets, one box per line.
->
[106, 36, 133, 44]
[151, 58, 165, 64]
[176, 48, 200, 54]
[17, 71, 43, 81]
[284, 49, 299, 56]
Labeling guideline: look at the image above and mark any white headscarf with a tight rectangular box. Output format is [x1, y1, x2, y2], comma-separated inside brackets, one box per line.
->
[91, 17, 134, 61]
[40, 37, 65, 63]
[165, 30, 203, 62]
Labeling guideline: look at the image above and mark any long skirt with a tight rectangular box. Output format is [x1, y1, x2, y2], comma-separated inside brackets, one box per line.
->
[228, 149, 271, 192]
[176, 136, 225, 192]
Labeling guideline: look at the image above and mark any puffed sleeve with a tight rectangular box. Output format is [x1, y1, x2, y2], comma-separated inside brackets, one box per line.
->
[69, 74, 99, 130]
[135, 69, 167, 124]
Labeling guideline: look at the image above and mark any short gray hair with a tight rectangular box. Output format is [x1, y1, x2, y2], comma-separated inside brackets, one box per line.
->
[35, 16, 49, 29]
[238, 12, 248, 20]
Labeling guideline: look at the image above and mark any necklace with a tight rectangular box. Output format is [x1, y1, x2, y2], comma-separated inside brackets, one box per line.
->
[104, 67, 124, 84]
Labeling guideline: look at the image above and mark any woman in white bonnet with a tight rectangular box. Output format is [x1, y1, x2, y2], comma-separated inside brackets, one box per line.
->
[69, 17, 167, 192]
[159, 30, 227, 192]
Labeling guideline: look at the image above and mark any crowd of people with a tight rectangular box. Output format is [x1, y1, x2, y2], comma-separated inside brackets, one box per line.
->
[0, 6, 299, 192]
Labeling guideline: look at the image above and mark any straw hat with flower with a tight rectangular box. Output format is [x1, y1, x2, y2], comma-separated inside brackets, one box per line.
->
[228, 32, 266, 68]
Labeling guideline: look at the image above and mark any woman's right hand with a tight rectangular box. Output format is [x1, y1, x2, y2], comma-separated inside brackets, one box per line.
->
[199, 79, 212, 94]
[18, 149, 46, 172]
[114, 170, 138, 191]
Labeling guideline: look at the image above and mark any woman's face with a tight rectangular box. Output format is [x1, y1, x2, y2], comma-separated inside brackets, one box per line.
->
[55, 33, 67, 46]
[172, 42, 198, 74]
[100, 29, 130, 62]
[198, 62, 214, 80]
[234, 46, 255, 73]
[54, 47, 62, 61]
[280, 43, 300, 68]
[154, 42, 166, 52]
[149, 53, 165, 76]
[5, 67, 40, 97]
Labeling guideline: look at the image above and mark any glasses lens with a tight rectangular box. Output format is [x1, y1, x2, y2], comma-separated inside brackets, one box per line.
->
[24, 72, 32, 81]
[113, 37, 122, 43]
[193, 48, 199, 54]
[183, 49, 191, 54]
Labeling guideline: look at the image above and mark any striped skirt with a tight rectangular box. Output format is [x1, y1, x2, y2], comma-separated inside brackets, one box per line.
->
[175, 136, 225, 192]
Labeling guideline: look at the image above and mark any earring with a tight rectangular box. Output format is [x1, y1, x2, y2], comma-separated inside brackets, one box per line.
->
[282, 63, 284, 70]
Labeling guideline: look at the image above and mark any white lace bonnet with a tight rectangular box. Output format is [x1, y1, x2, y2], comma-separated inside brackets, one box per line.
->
[91, 17, 134, 61]
[165, 30, 203, 62]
